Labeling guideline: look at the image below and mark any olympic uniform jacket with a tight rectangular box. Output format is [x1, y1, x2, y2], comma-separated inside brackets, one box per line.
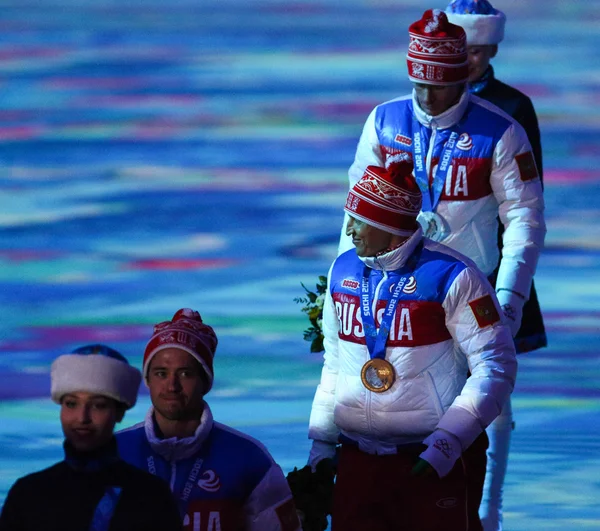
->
[116, 403, 300, 531]
[309, 230, 518, 454]
[340, 89, 546, 303]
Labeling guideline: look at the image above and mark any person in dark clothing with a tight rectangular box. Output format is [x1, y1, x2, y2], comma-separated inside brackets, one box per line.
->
[0, 344, 182, 531]
[445, 1, 548, 529]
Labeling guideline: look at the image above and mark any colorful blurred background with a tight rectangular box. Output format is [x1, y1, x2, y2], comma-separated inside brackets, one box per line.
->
[1, 0, 599, 529]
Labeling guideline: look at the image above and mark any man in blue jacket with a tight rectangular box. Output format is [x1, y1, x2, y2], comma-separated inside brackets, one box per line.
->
[116, 308, 300, 531]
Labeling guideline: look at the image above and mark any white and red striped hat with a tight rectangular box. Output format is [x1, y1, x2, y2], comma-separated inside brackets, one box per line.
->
[344, 158, 422, 237]
[406, 9, 468, 86]
[143, 308, 218, 391]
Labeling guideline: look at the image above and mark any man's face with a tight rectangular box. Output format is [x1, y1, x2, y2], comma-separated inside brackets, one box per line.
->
[413, 82, 465, 116]
[147, 348, 208, 422]
[346, 216, 393, 257]
[467, 45, 497, 83]
[60, 392, 123, 452]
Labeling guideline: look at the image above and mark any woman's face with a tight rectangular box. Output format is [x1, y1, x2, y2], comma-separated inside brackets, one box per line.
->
[60, 392, 123, 452]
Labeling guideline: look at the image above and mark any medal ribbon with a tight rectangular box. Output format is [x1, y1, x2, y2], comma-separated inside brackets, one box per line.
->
[360, 242, 424, 359]
[148, 456, 204, 519]
[411, 116, 461, 212]
[89, 487, 122, 531]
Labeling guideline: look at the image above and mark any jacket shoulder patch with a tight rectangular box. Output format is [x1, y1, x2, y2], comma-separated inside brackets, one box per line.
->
[515, 151, 538, 182]
[468, 294, 501, 328]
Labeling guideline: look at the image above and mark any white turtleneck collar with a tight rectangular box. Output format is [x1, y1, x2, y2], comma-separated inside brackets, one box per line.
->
[412, 88, 470, 130]
[144, 401, 213, 462]
[359, 228, 423, 272]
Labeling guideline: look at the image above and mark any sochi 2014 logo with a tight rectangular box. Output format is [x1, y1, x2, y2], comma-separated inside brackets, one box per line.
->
[456, 133, 473, 151]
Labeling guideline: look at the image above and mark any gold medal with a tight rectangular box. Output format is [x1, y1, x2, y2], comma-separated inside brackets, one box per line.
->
[361, 358, 395, 393]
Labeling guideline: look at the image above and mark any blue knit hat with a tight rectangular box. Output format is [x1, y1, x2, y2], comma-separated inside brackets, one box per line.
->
[51, 344, 142, 409]
[445, 0, 506, 45]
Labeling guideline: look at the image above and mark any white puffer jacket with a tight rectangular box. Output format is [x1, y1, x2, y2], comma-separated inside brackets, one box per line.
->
[309, 231, 518, 455]
[340, 89, 546, 298]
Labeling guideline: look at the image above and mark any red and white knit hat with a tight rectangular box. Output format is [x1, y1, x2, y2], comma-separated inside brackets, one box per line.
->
[143, 308, 218, 391]
[406, 9, 468, 86]
[344, 157, 422, 237]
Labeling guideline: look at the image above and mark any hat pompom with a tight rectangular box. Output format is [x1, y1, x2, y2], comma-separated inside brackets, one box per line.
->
[385, 153, 418, 186]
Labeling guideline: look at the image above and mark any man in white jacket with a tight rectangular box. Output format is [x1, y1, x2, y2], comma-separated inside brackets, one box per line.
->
[339, 9, 545, 343]
[310, 159, 517, 530]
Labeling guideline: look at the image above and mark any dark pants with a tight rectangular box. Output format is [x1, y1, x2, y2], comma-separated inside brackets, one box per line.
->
[331, 432, 488, 531]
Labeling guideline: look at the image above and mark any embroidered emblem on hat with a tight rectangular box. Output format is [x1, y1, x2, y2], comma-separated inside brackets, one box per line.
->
[469, 294, 501, 328]
[345, 193, 360, 212]
[411, 62, 425, 79]
[159, 332, 176, 343]
[456, 132, 473, 151]
[515, 151, 539, 182]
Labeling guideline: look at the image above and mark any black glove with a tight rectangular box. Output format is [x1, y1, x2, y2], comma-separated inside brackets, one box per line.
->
[286, 459, 336, 531]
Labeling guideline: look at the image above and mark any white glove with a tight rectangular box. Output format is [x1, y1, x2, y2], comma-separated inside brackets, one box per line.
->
[496, 289, 526, 337]
[419, 429, 462, 478]
[308, 440, 337, 472]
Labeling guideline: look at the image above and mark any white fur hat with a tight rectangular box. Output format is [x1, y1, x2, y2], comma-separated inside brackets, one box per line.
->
[51, 344, 142, 409]
[445, 0, 506, 45]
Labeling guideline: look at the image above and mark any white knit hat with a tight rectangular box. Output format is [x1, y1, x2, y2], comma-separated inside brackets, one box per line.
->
[445, 0, 506, 45]
[51, 344, 142, 409]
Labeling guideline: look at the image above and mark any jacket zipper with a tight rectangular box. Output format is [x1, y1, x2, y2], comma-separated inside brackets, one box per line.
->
[170, 461, 177, 492]
[427, 123, 437, 181]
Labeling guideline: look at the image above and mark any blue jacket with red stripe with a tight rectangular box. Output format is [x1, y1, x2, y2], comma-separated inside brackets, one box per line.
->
[116, 403, 299, 531]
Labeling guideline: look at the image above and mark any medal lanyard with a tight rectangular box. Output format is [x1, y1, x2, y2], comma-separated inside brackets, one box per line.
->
[148, 456, 204, 519]
[411, 116, 460, 213]
[360, 243, 423, 359]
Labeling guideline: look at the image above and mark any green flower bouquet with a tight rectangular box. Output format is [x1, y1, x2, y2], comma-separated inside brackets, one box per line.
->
[295, 275, 327, 353]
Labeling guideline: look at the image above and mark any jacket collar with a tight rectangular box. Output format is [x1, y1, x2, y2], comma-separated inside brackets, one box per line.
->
[144, 401, 213, 462]
[359, 228, 423, 272]
[469, 65, 495, 95]
[64, 437, 120, 473]
[412, 88, 470, 130]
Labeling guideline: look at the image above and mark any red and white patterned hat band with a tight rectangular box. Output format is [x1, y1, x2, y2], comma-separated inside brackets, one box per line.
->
[345, 162, 422, 237]
[143, 308, 218, 390]
[406, 9, 468, 85]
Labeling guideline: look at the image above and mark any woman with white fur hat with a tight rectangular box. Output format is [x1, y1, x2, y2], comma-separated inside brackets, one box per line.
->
[0, 344, 182, 531]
